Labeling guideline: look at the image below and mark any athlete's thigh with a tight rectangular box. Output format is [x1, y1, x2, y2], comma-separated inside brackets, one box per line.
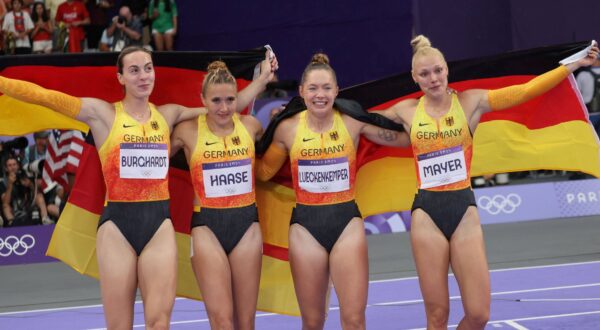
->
[96, 221, 138, 328]
[410, 209, 451, 306]
[138, 220, 177, 317]
[191, 226, 234, 314]
[229, 223, 263, 326]
[449, 207, 490, 312]
[329, 218, 368, 313]
[288, 224, 330, 316]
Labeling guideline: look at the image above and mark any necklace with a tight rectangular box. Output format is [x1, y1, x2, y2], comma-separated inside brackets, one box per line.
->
[126, 106, 150, 121]
[131, 111, 146, 120]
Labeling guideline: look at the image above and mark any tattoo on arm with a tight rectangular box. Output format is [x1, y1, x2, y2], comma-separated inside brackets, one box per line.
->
[377, 129, 398, 142]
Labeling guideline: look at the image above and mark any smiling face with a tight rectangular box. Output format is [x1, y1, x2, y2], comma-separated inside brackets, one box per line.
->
[412, 53, 448, 98]
[117, 51, 155, 99]
[202, 83, 238, 127]
[299, 69, 339, 116]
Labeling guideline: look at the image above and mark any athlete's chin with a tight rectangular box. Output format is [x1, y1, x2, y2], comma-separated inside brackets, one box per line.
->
[426, 87, 446, 98]
[131, 90, 153, 99]
[212, 113, 234, 124]
[138, 84, 154, 93]
[307, 104, 332, 114]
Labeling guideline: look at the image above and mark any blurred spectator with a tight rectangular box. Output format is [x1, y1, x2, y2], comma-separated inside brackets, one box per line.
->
[576, 58, 600, 113]
[2, 0, 34, 54]
[472, 173, 509, 188]
[0, 1, 8, 55]
[0, 136, 28, 170]
[45, 0, 65, 24]
[22, 131, 64, 221]
[106, 5, 141, 51]
[22, 0, 32, 13]
[120, 0, 147, 19]
[97, 26, 111, 51]
[120, 0, 149, 46]
[55, 0, 89, 52]
[148, 0, 176, 51]
[30, 1, 53, 53]
[83, 0, 113, 51]
[23, 130, 48, 164]
[1, 156, 52, 227]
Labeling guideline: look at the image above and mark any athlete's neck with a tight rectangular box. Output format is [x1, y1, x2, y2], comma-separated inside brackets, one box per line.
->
[206, 116, 234, 137]
[424, 93, 452, 118]
[306, 109, 334, 133]
[122, 97, 150, 122]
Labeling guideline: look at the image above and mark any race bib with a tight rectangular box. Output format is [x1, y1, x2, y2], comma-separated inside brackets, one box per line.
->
[119, 143, 169, 179]
[417, 146, 467, 189]
[298, 157, 350, 193]
[202, 158, 252, 198]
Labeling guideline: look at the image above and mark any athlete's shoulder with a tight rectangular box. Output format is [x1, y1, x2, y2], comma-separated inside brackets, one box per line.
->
[239, 114, 262, 133]
[278, 111, 301, 128]
[172, 117, 197, 135]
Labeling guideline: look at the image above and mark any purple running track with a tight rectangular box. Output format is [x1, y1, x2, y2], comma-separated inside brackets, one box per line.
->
[1, 261, 599, 329]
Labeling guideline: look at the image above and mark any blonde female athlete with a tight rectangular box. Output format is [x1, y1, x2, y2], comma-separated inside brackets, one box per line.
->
[0, 45, 275, 329]
[171, 58, 277, 330]
[380, 36, 599, 329]
[256, 53, 409, 330]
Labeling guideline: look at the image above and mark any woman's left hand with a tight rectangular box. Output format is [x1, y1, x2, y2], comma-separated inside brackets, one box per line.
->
[577, 44, 599, 68]
[259, 49, 279, 82]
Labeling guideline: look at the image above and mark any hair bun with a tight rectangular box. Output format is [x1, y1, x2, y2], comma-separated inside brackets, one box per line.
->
[310, 53, 330, 65]
[207, 60, 228, 73]
[410, 35, 432, 53]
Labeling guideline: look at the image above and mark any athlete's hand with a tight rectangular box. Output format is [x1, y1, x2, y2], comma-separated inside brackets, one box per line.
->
[575, 44, 599, 69]
[258, 47, 279, 83]
[270, 104, 285, 120]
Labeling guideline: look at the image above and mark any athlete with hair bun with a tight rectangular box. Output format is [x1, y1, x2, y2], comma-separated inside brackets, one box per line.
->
[256, 52, 409, 330]
[170, 57, 278, 329]
[380, 35, 598, 329]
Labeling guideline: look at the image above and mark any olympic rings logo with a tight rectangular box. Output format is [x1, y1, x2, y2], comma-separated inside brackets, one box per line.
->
[478, 193, 522, 215]
[0, 234, 36, 257]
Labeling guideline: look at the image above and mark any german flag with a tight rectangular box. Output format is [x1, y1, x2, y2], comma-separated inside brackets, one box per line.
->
[334, 41, 600, 212]
[0, 50, 301, 315]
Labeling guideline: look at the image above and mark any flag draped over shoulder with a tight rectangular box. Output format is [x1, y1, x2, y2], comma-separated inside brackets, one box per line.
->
[0, 50, 301, 316]
[333, 41, 600, 212]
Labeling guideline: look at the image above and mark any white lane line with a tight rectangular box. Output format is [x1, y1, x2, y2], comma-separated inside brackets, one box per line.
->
[83, 312, 279, 330]
[0, 297, 183, 316]
[504, 320, 530, 330]
[369, 260, 600, 284]
[516, 298, 600, 302]
[487, 260, 600, 274]
[408, 310, 600, 330]
[367, 282, 600, 307]
[493, 283, 600, 296]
